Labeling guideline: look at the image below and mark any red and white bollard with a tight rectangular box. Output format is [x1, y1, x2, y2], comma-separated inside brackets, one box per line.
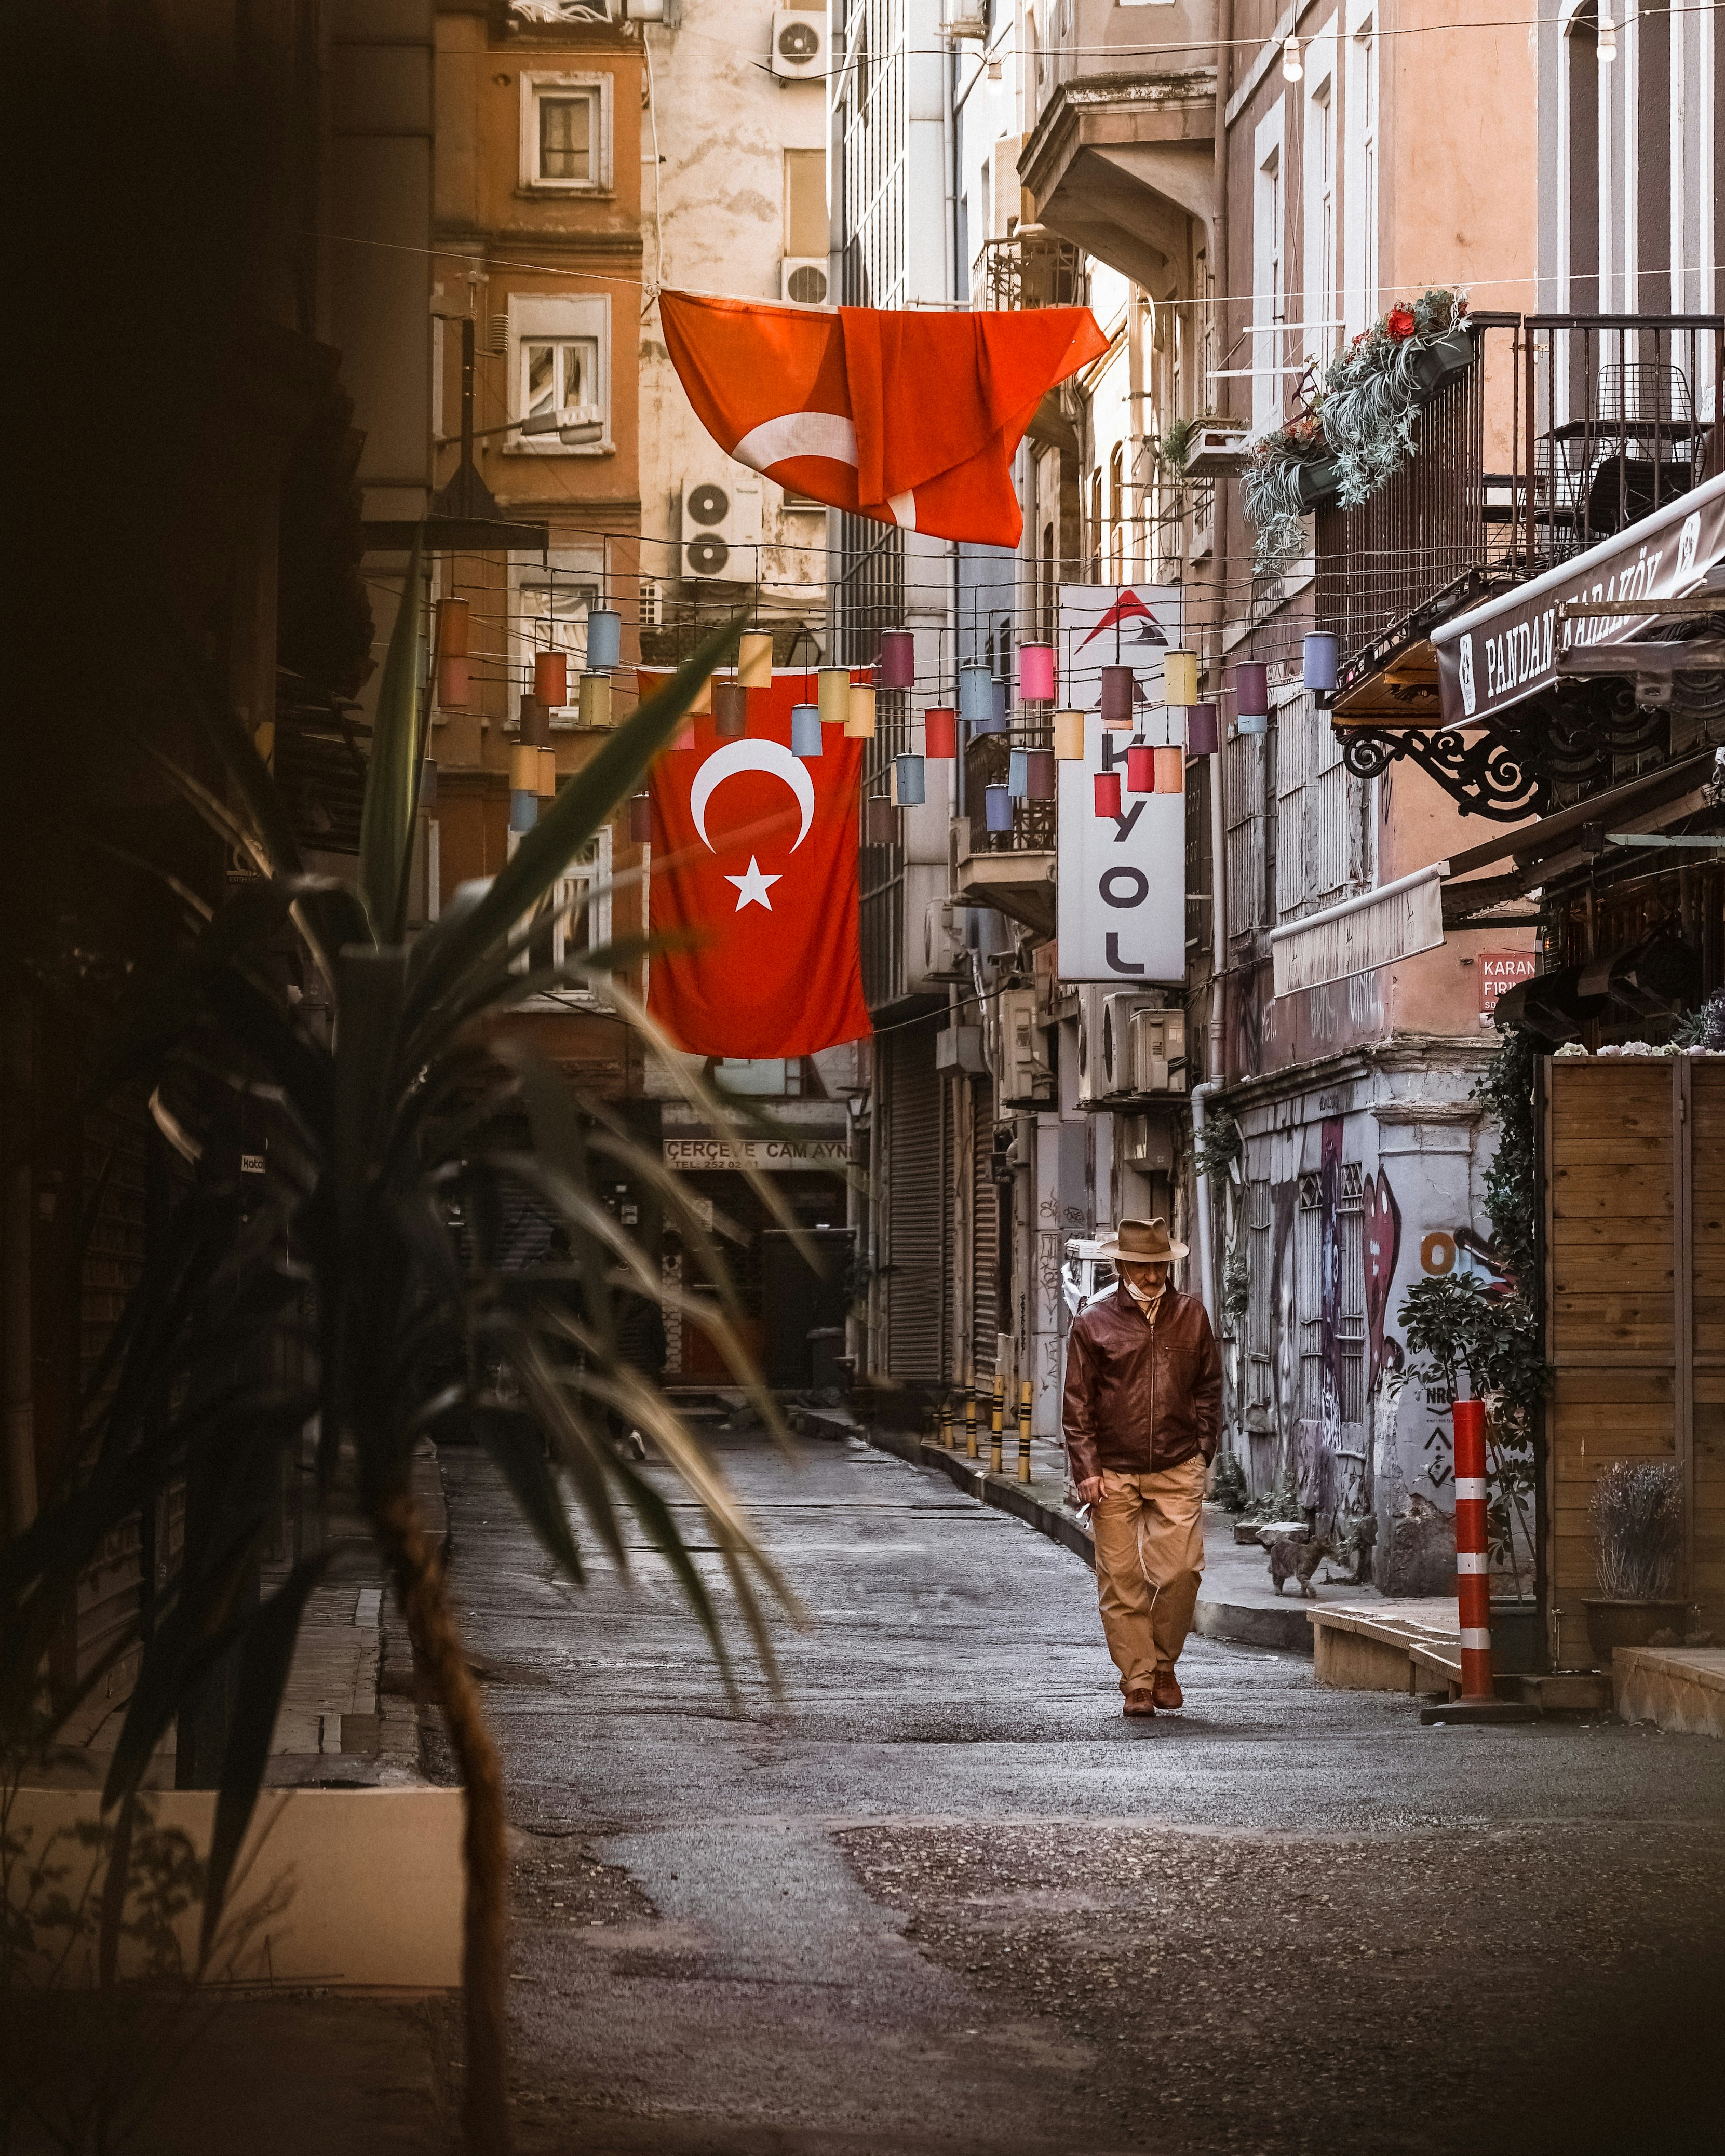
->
[1451, 1397, 1495, 1703]
[1421, 1394, 1537, 1723]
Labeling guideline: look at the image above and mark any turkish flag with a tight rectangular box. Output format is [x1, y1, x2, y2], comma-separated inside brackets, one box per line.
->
[659, 290, 1108, 549]
[643, 669, 872, 1058]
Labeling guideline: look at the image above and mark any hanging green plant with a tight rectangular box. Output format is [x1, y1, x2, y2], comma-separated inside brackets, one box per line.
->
[1319, 287, 1473, 508]
[1241, 408, 1340, 576]
[1193, 1102, 1243, 1182]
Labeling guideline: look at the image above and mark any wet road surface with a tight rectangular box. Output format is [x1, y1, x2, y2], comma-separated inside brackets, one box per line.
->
[436, 1425, 1725, 2155]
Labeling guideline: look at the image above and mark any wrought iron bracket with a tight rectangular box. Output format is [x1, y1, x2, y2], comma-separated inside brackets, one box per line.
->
[1340, 724, 1550, 821]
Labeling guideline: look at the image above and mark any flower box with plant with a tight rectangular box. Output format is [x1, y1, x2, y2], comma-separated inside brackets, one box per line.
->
[1584, 1460, 1690, 1662]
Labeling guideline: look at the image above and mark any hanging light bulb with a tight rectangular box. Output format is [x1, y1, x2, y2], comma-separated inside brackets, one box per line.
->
[1598, 12, 1617, 61]
[1282, 36, 1302, 82]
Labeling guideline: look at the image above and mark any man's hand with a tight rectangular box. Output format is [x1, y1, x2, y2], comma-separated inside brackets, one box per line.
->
[1074, 1476, 1104, 1506]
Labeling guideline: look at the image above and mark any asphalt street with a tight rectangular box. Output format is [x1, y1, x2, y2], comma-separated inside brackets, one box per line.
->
[430, 1423, 1725, 2156]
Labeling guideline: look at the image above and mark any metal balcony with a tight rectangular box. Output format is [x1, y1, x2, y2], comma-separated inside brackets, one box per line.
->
[973, 231, 1088, 314]
[951, 729, 1057, 939]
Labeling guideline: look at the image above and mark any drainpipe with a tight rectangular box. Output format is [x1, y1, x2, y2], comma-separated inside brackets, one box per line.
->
[1189, 1078, 1220, 1338]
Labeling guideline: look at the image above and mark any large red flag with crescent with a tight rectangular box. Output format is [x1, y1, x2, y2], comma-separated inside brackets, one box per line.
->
[659, 291, 1108, 549]
[643, 670, 872, 1058]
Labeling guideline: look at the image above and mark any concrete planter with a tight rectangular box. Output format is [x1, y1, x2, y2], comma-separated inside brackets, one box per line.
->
[1582, 1597, 1692, 1664]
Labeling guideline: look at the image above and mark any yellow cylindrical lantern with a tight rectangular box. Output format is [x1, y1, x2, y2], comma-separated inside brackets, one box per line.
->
[579, 672, 613, 729]
[818, 666, 851, 724]
[737, 631, 774, 688]
[687, 673, 713, 716]
[1163, 649, 1198, 706]
[1054, 708, 1086, 760]
[538, 746, 559, 797]
[845, 683, 876, 738]
[510, 744, 539, 793]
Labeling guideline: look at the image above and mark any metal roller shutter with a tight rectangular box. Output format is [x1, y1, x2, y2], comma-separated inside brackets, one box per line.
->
[883, 1029, 942, 1382]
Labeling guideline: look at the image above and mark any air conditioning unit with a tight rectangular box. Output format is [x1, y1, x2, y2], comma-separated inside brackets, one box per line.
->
[780, 257, 830, 306]
[1118, 1115, 1175, 1173]
[994, 987, 1054, 1107]
[1075, 987, 1106, 1104]
[1099, 992, 1157, 1097]
[923, 899, 965, 981]
[935, 1025, 985, 1075]
[770, 10, 827, 80]
[679, 474, 761, 582]
[1127, 1008, 1188, 1095]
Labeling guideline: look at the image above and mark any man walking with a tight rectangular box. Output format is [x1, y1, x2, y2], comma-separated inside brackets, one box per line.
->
[1063, 1218, 1223, 1717]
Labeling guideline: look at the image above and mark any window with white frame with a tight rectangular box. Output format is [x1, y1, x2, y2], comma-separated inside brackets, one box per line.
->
[519, 73, 613, 194]
[518, 830, 614, 994]
[1343, 7, 1378, 335]
[507, 292, 611, 453]
[1251, 104, 1285, 433]
[1302, 25, 1339, 365]
[511, 548, 604, 723]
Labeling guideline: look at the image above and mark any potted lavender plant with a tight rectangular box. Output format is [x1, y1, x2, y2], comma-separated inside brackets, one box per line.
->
[1583, 1460, 1689, 1661]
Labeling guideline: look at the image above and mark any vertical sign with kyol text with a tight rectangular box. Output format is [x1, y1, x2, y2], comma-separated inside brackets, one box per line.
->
[1055, 584, 1187, 983]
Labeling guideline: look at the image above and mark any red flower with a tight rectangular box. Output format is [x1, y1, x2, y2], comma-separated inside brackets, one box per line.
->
[1386, 306, 1416, 341]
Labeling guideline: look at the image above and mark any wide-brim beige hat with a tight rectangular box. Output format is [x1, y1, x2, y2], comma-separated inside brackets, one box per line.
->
[1095, 1215, 1189, 1263]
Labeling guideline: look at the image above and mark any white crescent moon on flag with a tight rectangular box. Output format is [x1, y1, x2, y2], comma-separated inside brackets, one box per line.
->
[727, 411, 917, 529]
[689, 738, 816, 854]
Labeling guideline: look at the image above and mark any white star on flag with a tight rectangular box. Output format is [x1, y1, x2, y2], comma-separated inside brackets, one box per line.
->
[724, 855, 780, 911]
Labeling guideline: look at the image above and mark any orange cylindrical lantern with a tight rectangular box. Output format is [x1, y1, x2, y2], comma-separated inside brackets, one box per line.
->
[538, 746, 558, 798]
[436, 596, 470, 659]
[437, 653, 470, 709]
[1154, 746, 1185, 794]
[534, 650, 568, 708]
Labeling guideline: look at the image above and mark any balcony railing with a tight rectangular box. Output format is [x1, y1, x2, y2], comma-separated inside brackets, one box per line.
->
[963, 727, 1056, 856]
[1316, 314, 1725, 673]
[974, 231, 1088, 314]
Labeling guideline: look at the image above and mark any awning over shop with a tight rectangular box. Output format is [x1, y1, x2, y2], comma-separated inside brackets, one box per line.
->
[1430, 469, 1725, 727]
[1269, 864, 1448, 996]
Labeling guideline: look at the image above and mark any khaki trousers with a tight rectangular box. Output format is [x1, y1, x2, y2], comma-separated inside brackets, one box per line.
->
[1091, 1456, 1207, 1694]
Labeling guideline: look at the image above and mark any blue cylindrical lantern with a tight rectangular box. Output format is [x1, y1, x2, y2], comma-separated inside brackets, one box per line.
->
[958, 666, 994, 722]
[1303, 632, 1340, 693]
[895, 752, 926, 805]
[791, 702, 823, 756]
[509, 790, 537, 834]
[985, 784, 1013, 833]
[586, 607, 622, 671]
[1008, 747, 1028, 800]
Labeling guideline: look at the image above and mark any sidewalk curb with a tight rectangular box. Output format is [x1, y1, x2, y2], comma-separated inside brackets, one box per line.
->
[845, 1419, 1314, 1654]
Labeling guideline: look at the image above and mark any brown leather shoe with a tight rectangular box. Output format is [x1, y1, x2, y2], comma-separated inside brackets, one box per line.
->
[1122, 1689, 1157, 1717]
[1152, 1668, 1183, 1710]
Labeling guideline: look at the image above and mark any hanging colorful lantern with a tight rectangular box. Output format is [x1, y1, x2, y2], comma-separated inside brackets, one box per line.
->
[1007, 748, 1029, 799]
[984, 784, 1014, 833]
[629, 792, 652, 843]
[1163, 649, 1198, 706]
[924, 706, 958, 758]
[737, 631, 774, 688]
[791, 702, 823, 756]
[1094, 771, 1122, 818]
[586, 607, 622, 671]
[1185, 703, 1220, 757]
[818, 666, 851, 724]
[509, 743, 540, 793]
[1232, 660, 1270, 717]
[1100, 665, 1136, 728]
[509, 789, 537, 835]
[578, 672, 612, 729]
[437, 654, 470, 709]
[714, 680, 748, 737]
[864, 794, 896, 845]
[1303, 632, 1340, 693]
[1126, 744, 1155, 794]
[895, 753, 926, 806]
[518, 694, 550, 747]
[1025, 748, 1057, 800]
[1018, 642, 1056, 701]
[436, 596, 470, 658]
[1054, 708, 1086, 760]
[538, 746, 558, 798]
[846, 683, 877, 738]
[958, 666, 994, 723]
[534, 650, 569, 709]
[878, 629, 916, 689]
[1154, 746, 1185, 794]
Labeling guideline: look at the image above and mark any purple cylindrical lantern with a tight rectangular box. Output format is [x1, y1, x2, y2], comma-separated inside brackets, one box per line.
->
[864, 795, 896, 845]
[1095, 771, 1122, 818]
[878, 629, 916, 689]
[629, 792, 652, 843]
[925, 706, 958, 758]
[1126, 744, 1155, 794]
[713, 680, 748, 737]
[1100, 664, 1135, 728]
[1018, 642, 1056, 702]
[1185, 702, 1220, 757]
[1303, 632, 1340, 694]
[1025, 748, 1057, 801]
[1232, 661, 1270, 718]
[985, 784, 1014, 833]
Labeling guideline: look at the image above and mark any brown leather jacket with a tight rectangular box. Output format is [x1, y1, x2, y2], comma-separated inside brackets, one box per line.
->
[1062, 1284, 1223, 1483]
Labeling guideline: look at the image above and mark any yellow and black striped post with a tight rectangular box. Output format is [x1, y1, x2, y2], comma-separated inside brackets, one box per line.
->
[938, 1390, 953, 1449]
[1017, 1378, 1033, 1483]
[989, 1368, 1005, 1475]
[964, 1370, 979, 1459]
